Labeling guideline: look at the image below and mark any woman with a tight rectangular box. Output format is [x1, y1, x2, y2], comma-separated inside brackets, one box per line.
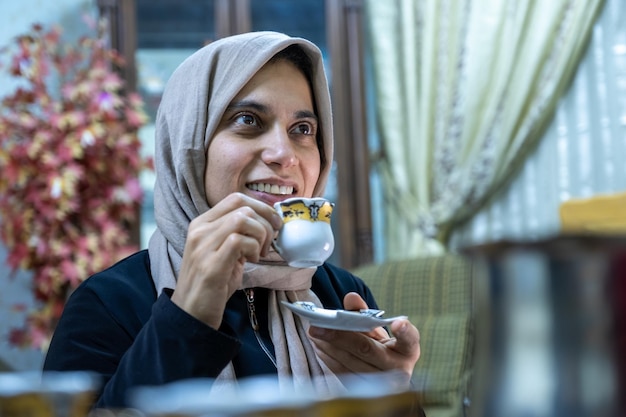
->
[43, 31, 420, 409]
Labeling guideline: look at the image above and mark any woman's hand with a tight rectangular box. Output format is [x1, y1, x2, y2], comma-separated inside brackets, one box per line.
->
[171, 192, 283, 329]
[308, 292, 421, 387]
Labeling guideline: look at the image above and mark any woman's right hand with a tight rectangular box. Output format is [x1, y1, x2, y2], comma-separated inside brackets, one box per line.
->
[170, 192, 283, 329]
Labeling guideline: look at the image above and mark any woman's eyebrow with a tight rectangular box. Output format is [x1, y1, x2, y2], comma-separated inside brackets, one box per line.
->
[226, 100, 268, 114]
[226, 100, 318, 122]
[295, 110, 318, 121]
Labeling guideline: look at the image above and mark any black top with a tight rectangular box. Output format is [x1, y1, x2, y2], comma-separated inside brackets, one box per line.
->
[43, 250, 377, 408]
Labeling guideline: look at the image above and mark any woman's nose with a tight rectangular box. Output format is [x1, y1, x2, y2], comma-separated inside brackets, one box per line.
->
[261, 127, 298, 167]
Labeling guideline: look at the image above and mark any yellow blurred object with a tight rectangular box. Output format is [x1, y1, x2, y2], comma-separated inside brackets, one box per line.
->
[0, 372, 98, 417]
[0, 393, 53, 417]
[559, 192, 626, 233]
[314, 391, 423, 417]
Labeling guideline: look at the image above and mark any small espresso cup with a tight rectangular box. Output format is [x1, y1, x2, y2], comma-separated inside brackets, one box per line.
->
[272, 197, 335, 268]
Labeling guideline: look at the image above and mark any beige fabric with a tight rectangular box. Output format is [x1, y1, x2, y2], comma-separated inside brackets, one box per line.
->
[146, 31, 340, 394]
[364, 0, 604, 258]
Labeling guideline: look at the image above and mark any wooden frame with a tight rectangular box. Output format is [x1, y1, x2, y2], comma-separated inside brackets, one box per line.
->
[97, 0, 141, 247]
[215, 0, 251, 37]
[97, 0, 138, 91]
[326, 0, 373, 268]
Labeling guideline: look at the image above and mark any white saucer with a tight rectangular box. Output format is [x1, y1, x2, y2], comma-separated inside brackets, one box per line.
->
[281, 301, 407, 332]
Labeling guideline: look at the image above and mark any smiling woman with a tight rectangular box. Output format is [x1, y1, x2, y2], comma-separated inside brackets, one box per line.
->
[42, 31, 422, 411]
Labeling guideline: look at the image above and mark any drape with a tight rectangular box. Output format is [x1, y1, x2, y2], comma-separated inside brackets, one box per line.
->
[365, 0, 604, 259]
[450, 0, 626, 249]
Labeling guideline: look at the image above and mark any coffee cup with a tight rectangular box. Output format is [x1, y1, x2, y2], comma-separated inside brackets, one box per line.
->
[272, 197, 335, 268]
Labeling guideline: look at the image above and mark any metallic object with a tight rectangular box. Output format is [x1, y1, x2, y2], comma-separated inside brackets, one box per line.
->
[465, 235, 626, 417]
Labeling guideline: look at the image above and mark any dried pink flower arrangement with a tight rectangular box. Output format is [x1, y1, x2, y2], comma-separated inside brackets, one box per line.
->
[0, 18, 152, 349]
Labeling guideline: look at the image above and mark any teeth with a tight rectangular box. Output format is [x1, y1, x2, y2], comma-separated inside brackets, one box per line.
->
[248, 183, 293, 195]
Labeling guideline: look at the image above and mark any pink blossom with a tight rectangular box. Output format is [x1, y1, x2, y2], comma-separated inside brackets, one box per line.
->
[97, 91, 114, 111]
[124, 178, 143, 200]
[0, 20, 152, 349]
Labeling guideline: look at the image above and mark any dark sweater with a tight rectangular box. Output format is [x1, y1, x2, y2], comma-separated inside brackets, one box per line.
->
[43, 250, 377, 408]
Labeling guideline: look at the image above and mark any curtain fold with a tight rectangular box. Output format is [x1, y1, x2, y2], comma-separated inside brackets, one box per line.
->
[365, 0, 605, 259]
[450, 0, 626, 249]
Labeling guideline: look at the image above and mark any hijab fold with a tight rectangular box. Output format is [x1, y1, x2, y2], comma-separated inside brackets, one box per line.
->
[147, 31, 340, 395]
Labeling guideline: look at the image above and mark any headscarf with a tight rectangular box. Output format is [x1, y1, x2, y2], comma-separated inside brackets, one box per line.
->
[147, 31, 341, 394]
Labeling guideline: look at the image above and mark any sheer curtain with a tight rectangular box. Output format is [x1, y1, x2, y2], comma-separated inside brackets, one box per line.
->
[451, 0, 626, 249]
[364, 0, 604, 259]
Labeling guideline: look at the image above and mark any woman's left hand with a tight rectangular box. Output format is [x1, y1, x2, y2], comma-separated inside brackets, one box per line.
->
[307, 292, 420, 387]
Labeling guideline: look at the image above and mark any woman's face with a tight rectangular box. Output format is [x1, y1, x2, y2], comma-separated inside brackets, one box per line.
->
[204, 59, 321, 208]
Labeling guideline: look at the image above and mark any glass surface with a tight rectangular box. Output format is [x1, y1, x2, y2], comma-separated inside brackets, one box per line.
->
[250, 0, 326, 54]
[137, 0, 216, 48]
[135, 0, 216, 247]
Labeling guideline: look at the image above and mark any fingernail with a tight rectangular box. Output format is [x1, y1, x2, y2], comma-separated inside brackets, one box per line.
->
[309, 326, 327, 338]
[272, 214, 284, 229]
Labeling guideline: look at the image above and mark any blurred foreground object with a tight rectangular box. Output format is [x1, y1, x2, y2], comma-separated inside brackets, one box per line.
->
[130, 372, 424, 417]
[465, 234, 626, 417]
[0, 371, 99, 417]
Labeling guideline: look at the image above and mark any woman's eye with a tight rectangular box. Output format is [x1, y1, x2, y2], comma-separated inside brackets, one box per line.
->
[293, 123, 314, 136]
[234, 113, 258, 126]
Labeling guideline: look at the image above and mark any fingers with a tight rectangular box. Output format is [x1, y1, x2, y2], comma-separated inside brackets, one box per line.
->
[309, 326, 393, 373]
[342, 292, 389, 341]
[308, 292, 421, 381]
[190, 208, 269, 261]
[309, 327, 382, 374]
[343, 292, 368, 310]
[343, 292, 420, 360]
[203, 193, 283, 228]
[172, 193, 283, 327]
[309, 324, 419, 387]
[309, 343, 353, 374]
[387, 319, 421, 361]
[184, 192, 284, 281]
[196, 193, 283, 257]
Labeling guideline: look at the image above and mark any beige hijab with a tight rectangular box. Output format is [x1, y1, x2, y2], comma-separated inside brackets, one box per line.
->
[147, 32, 341, 394]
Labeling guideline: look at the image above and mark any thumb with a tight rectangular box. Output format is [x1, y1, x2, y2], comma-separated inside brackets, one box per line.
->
[343, 292, 389, 340]
[388, 319, 421, 359]
[343, 292, 369, 311]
